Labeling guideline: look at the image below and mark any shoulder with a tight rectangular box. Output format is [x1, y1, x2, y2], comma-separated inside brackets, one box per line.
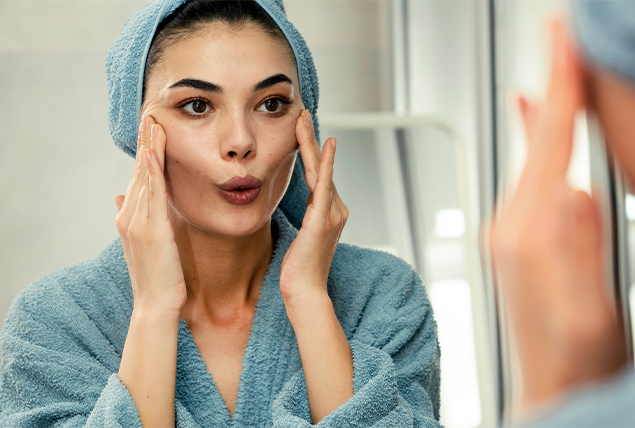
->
[331, 243, 417, 282]
[329, 243, 432, 340]
[329, 242, 423, 302]
[522, 370, 635, 428]
[2, 238, 132, 351]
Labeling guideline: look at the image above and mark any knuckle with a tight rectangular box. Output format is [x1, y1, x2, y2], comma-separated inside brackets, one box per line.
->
[115, 216, 128, 235]
[342, 204, 349, 220]
[327, 214, 341, 231]
[128, 226, 150, 245]
[148, 188, 157, 201]
[126, 227, 138, 243]
[127, 219, 145, 240]
[148, 185, 162, 202]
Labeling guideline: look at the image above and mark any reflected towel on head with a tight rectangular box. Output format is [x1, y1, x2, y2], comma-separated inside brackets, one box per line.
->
[572, 0, 635, 86]
[105, 0, 320, 229]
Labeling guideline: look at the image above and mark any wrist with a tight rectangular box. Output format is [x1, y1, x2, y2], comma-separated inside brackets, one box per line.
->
[284, 290, 335, 328]
[131, 303, 182, 326]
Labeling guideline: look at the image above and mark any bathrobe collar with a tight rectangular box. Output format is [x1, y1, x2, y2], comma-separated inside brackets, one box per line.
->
[173, 209, 301, 424]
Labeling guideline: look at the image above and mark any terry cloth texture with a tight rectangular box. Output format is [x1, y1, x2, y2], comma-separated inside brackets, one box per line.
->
[0, 210, 442, 427]
[105, 0, 319, 229]
[572, 0, 635, 87]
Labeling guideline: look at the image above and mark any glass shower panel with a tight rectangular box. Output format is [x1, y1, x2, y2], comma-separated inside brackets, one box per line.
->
[406, 127, 482, 428]
[328, 129, 392, 252]
[322, 118, 483, 428]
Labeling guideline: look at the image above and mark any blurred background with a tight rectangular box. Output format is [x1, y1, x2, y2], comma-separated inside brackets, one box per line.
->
[3, 0, 634, 426]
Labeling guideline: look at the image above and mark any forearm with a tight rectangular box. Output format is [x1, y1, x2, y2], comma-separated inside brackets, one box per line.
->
[118, 306, 181, 427]
[286, 292, 354, 424]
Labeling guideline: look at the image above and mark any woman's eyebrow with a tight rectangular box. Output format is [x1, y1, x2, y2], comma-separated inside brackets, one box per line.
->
[253, 74, 293, 91]
[168, 78, 222, 93]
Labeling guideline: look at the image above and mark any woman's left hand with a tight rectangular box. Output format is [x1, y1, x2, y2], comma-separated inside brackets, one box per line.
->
[279, 109, 349, 307]
[279, 110, 354, 423]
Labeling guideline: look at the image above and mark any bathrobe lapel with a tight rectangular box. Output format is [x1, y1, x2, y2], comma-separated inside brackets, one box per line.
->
[173, 210, 303, 426]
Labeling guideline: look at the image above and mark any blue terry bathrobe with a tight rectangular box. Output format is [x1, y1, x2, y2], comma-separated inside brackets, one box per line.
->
[0, 0, 442, 426]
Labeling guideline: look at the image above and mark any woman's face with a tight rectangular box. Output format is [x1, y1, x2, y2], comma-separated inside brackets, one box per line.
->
[142, 22, 304, 237]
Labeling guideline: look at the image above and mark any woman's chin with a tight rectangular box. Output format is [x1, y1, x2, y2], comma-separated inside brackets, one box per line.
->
[215, 212, 271, 238]
[182, 206, 272, 239]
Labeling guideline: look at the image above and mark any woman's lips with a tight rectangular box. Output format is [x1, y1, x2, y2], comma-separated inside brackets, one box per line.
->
[217, 175, 263, 205]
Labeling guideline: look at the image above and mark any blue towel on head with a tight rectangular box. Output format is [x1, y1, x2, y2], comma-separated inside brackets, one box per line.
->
[105, 0, 319, 230]
[572, 0, 635, 87]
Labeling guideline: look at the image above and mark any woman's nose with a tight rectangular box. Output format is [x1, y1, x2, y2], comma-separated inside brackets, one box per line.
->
[219, 112, 256, 160]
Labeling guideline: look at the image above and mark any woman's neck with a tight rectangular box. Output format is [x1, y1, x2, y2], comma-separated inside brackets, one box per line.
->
[170, 211, 274, 324]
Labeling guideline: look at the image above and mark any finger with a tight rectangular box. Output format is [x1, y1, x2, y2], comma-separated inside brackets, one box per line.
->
[332, 185, 348, 225]
[312, 137, 336, 214]
[304, 110, 322, 161]
[115, 195, 125, 212]
[133, 115, 153, 173]
[135, 116, 150, 159]
[530, 17, 584, 183]
[145, 148, 169, 223]
[148, 121, 167, 172]
[122, 115, 154, 218]
[132, 168, 150, 225]
[296, 110, 321, 191]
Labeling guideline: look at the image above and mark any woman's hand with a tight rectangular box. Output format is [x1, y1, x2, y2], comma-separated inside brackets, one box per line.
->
[489, 19, 626, 414]
[115, 115, 185, 427]
[279, 109, 349, 307]
[115, 115, 187, 314]
[279, 110, 353, 423]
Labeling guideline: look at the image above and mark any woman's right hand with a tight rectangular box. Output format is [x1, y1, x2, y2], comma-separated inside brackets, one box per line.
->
[115, 115, 187, 315]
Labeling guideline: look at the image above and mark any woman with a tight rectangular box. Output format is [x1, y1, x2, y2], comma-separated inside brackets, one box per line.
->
[489, 5, 633, 427]
[0, 0, 441, 426]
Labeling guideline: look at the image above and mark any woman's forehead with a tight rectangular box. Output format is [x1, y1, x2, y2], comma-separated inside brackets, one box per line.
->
[151, 23, 298, 94]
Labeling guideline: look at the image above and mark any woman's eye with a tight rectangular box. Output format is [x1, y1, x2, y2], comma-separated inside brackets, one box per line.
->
[183, 100, 210, 115]
[257, 98, 283, 113]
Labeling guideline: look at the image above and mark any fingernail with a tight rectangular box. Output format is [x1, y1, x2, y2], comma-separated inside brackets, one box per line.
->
[151, 124, 158, 139]
[332, 138, 337, 151]
[304, 115, 310, 128]
[144, 149, 152, 163]
[140, 116, 149, 132]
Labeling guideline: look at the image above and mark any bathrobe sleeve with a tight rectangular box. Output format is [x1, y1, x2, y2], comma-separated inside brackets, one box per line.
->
[0, 278, 142, 428]
[271, 257, 442, 427]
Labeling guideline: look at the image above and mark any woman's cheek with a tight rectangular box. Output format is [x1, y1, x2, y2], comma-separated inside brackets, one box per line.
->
[164, 122, 209, 167]
[162, 128, 211, 206]
[264, 150, 297, 210]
